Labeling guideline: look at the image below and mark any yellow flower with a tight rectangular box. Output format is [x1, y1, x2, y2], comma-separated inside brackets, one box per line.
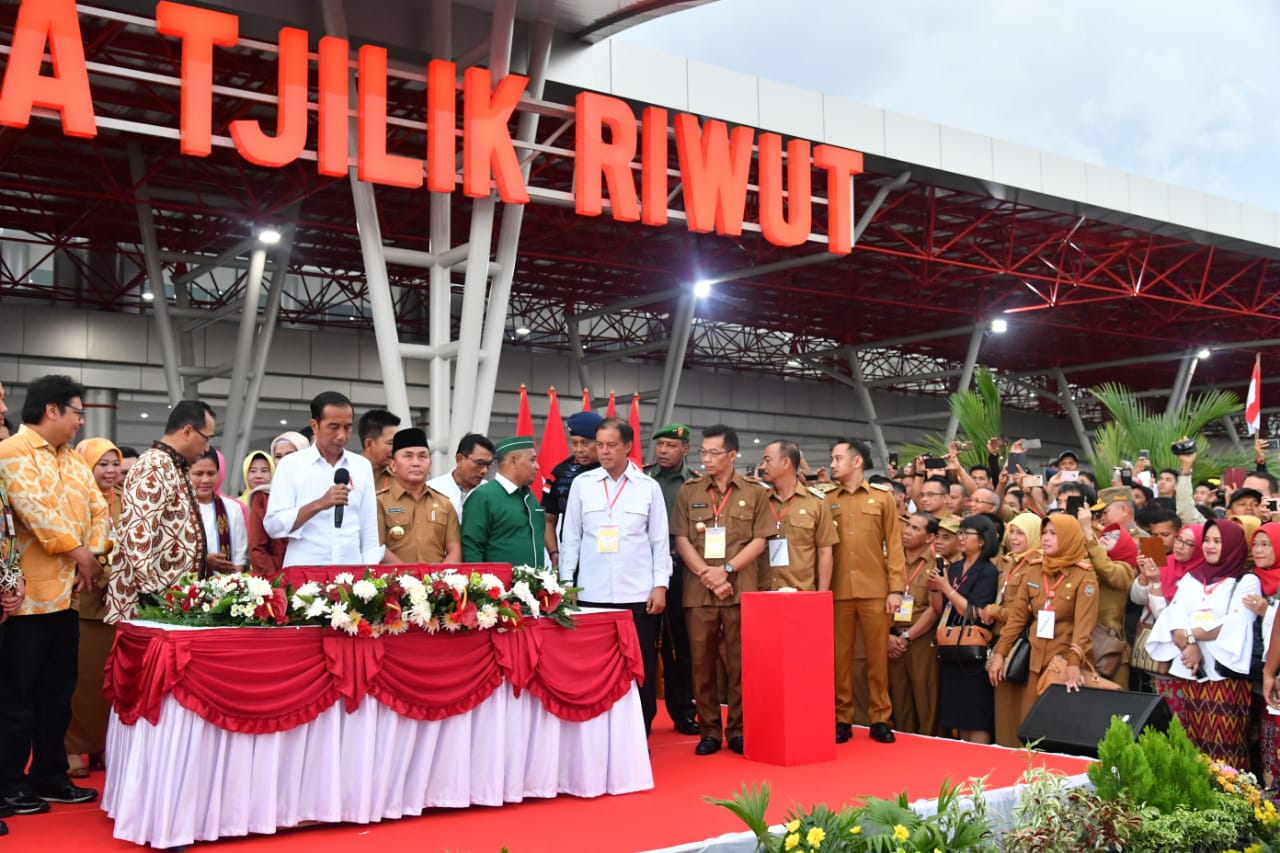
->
[849, 825, 862, 835]
[806, 827, 825, 848]
[893, 824, 910, 842]
[786, 819, 800, 833]
[785, 833, 800, 851]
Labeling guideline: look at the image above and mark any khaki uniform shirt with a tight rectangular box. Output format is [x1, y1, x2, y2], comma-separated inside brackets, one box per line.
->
[763, 486, 838, 590]
[644, 460, 700, 522]
[671, 472, 773, 607]
[376, 483, 461, 564]
[895, 552, 935, 631]
[994, 560, 1100, 671]
[828, 479, 906, 600]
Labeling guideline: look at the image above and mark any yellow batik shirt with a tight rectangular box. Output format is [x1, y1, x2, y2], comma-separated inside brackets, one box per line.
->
[0, 426, 110, 615]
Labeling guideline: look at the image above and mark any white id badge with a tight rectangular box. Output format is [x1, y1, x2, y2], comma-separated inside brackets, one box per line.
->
[704, 526, 726, 560]
[597, 524, 619, 553]
[894, 593, 914, 623]
[767, 536, 789, 567]
[1191, 609, 1215, 630]
[1036, 608, 1056, 639]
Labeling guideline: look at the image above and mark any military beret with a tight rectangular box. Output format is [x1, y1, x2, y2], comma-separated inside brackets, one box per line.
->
[566, 411, 604, 438]
[653, 423, 692, 442]
[392, 427, 429, 453]
[495, 436, 535, 454]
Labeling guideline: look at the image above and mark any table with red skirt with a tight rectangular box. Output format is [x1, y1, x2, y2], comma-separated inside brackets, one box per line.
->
[101, 609, 652, 848]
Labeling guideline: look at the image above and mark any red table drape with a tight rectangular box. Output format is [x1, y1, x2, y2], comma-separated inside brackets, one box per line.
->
[283, 563, 514, 590]
[104, 611, 642, 735]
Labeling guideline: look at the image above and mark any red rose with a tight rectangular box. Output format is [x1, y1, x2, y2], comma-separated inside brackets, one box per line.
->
[356, 619, 373, 638]
[537, 590, 562, 614]
[488, 586, 501, 600]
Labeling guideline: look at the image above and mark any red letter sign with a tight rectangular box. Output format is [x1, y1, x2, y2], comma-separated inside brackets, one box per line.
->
[813, 144, 864, 254]
[640, 106, 668, 227]
[0, 0, 96, 137]
[156, 1, 238, 157]
[758, 133, 812, 247]
[574, 92, 639, 221]
[357, 44, 423, 188]
[426, 59, 456, 193]
[230, 27, 308, 168]
[462, 67, 528, 203]
[674, 114, 753, 236]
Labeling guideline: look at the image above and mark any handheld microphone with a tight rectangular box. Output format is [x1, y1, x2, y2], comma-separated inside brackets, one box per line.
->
[333, 468, 350, 527]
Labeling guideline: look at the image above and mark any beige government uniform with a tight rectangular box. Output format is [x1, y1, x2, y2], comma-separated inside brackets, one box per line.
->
[671, 472, 773, 741]
[1085, 539, 1136, 690]
[830, 479, 905, 728]
[989, 550, 1036, 747]
[376, 483, 461, 563]
[763, 487, 838, 591]
[886, 552, 938, 735]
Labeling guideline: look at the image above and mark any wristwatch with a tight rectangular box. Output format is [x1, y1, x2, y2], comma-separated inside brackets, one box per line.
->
[724, 561, 735, 574]
[1185, 632, 1198, 646]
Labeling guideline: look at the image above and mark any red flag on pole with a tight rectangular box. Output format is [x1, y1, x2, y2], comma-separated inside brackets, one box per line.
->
[537, 388, 569, 499]
[581, 389, 592, 412]
[516, 384, 534, 438]
[1247, 354, 1262, 436]
[606, 390, 617, 418]
[628, 393, 643, 467]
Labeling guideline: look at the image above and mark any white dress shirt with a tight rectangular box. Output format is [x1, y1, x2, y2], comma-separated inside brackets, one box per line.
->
[427, 471, 474, 521]
[264, 446, 383, 567]
[1146, 572, 1258, 680]
[558, 464, 671, 603]
[197, 496, 249, 569]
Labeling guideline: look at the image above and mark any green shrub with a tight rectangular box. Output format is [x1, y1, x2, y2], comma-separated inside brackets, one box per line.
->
[1087, 715, 1216, 813]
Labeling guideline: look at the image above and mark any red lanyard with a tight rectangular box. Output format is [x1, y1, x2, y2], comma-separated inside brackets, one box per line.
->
[904, 556, 928, 587]
[602, 476, 628, 519]
[768, 495, 793, 529]
[710, 485, 734, 524]
[1043, 571, 1068, 610]
[999, 553, 1034, 602]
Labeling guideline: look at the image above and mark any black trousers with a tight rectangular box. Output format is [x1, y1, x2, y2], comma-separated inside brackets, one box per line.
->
[579, 600, 660, 736]
[660, 557, 697, 723]
[0, 609, 79, 795]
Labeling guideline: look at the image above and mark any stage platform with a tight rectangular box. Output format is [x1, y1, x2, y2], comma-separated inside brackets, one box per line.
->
[9, 709, 1089, 852]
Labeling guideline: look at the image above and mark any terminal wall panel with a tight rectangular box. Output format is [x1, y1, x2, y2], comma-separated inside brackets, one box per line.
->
[547, 39, 611, 94]
[1085, 164, 1130, 213]
[758, 79, 823, 141]
[1128, 176, 1171, 223]
[610, 41, 688, 112]
[991, 140, 1042, 192]
[1240, 205, 1277, 246]
[1168, 186, 1208, 231]
[0, 305, 23, 352]
[82, 365, 144, 390]
[940, 127, 994, 182]
[687, 60, 758, 127]
[822, 96, 885, 157]
[310, 335, 362, 381]
[87, 313, 147, 365]
[1205, 196, 1243, 241]
[1040, 153, 1087, 202]
[269, 329, 311, 377]
[883, 111, 941, 170]
[24, 311, 88, 360]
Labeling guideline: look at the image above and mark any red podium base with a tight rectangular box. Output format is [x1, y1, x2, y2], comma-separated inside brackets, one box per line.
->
[741, 590, 836, 766]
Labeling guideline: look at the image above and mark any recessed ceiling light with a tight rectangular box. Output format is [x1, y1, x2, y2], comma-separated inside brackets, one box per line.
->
[693, 280, 713, 299]
[515, 326, 531, 336]
[279, 419, 288, 425]
[990, 318, 1008, 334]
[142, 291, 154, 301]
[257, 228, 282, 245]
[140, 412, 149, 419]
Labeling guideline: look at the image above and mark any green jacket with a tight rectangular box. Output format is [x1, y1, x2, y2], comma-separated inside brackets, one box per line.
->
[461, 477, 546, 567]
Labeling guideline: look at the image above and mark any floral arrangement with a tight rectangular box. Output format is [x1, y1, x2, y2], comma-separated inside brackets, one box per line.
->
[137, 572, 290, 627]
[136, 566, 579, 635]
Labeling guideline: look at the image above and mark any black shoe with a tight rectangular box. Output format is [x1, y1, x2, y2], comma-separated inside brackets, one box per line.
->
[835, 722, 853, 744]
[673, 717, 701, 735]
[0, 794, 50, 815]
[869, 722, 896, 744]
[32, 781, 97, 804]
[728, 736, 744, 754]
[0, 819, 7, 836]
[0, 801, 13, 819]
[695, 736, 722, 755]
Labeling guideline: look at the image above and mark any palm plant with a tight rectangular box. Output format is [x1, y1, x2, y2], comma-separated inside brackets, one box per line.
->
[898, 368, 1001, 469]
[1088, 384, 1247, 483]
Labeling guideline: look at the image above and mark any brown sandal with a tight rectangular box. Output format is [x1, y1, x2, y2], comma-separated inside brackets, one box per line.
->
[66, 754, 89, 778]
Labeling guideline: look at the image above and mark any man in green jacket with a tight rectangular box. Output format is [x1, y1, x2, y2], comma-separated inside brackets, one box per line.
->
[461, 436, 545, 567]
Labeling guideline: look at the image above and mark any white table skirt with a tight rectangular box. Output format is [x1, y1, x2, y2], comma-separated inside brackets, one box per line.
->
[102, 683, 653, 848]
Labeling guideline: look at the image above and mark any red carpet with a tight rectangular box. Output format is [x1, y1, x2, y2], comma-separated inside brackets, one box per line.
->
[5, 711, 1088, 852]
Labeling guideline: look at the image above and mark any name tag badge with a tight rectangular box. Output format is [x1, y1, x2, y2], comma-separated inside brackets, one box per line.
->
[385, 506, 406, 514]
[1191, 609, 1215, 630]
[767, 536, 789, 568]
[1036, 609, 1056, 639]
[704, 525, 726, 560]
[894, 593, 914, 623]
[597, 524, 619, 553]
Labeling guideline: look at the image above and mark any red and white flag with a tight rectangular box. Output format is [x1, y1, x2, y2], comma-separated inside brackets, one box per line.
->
[1247, 354, 1262, 435]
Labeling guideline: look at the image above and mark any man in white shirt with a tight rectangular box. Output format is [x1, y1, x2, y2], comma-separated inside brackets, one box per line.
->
[427, 433, 496, 522]
[559, 417, 670, 735]
[264, 391, 386, 567]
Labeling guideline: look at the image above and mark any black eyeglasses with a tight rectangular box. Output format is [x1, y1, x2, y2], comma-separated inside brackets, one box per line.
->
[193, 426, 220, 442]
[66, 405, 86, 418]
[465, 456, 494, 468]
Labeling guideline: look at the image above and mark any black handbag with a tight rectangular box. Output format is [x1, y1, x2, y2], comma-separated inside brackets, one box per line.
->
[1003, 626, 1031, 685]
[936, 602, 992, 665]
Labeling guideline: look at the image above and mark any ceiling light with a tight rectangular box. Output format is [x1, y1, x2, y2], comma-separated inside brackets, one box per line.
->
[990, 318, 1008, 334]
[140, 412, 149, 419]
[279, 419, 288, 425]
[787, 359, 802, 368]
[142, 291, 154, 302]
[257, 228, 282, 245]
[1196, 347, 1212, 360]
[693, 280, 713, 299]
[515, 326, 531, 336]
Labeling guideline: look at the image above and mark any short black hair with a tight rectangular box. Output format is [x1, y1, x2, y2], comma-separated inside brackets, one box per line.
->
[959, 514, 1000, 560]
[1247, 472, 1280, 493]
[117, 445, 139, 459]
[456, 433, 495, 457]
[890, 480, 906, 496]
[766, 439, 801, 471]
[358, 409, 401, 443]
[832, 437, 872, 469]
[703, 424, 739, 453]
[969, 465, 992, 479]
[924, 475, 951, 493]
[164, 400, 215, 435]
[1139, 505, 1180, 528]
[195, 446, 219, 469]
[1056, 481, 1097, 505]
[1077, 470, 1098, 487]
[911, 512, 940, 535]
[1195, 480, 1216, 492]
[867, 474, 892, 486]
[597, 417, 634, 445]
[1131, 484, 1154, 503]
[310, 391, 353, 421]
[21, 374, 86, 424]
[1158, 468, 1179, 480]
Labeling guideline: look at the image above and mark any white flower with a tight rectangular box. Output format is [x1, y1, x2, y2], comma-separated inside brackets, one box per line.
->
[443, 572, 468, 594]
[351, 579, 378, 602]
[328, 602, 352, 632]
[333, 572, 355, 586]
[201, 603, 212, 612]
[407, 600, 433, 628]
[305, 599, 328, 620]
[245, 576, 272, 599]
[296, 581, 321, 597]
[511, 581, 539, 617]
[290, 594, 308, 611]
[479, 573, 506, 595]
[477, 603, 498, 630]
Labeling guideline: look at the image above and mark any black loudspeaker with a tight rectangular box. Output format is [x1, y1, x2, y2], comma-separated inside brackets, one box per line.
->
[1017, 685, 1172, 756]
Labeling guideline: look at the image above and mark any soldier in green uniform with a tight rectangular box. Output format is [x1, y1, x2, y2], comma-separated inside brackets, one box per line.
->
[376, 428, 461, 564]
[460, 436, 545, 567]
[645, 423, 702, 734]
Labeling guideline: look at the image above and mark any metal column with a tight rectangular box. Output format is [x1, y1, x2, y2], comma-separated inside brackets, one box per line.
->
[235, 227, 295, 470]
[847, 349, 889, 467]
[944, 325, 985, 443]
[651, 290, 697, 437]
[83, 388, 118, 442]
[1053, 369, 1093, 458]
[450, 196, 497, 441]
[428, 0, 453, 471]
[221, 246, 266, 491]
[1165, 355, 1194, 416]
[321, 0, 412, 423]
[127, 144, 182, 406]
[1221, 415, 1246, 455]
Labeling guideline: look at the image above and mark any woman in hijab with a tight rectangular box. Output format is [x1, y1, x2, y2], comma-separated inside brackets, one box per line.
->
[1147, 518, 1258, 765]
[66, 438, 121, 777]
[1132, 524, 1205, 697]
[981, 512, 1041, 747]
[190, 448, 249, 573]
[249, 434, 305, 578]
[989, 514, 1101, 726]
[238, 451, 273, 505]
[271, 430, 309, 464]
[1081, 512, 1137, 690]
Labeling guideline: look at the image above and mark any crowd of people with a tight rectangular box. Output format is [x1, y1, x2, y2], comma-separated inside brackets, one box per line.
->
[5, 374, 1280, 836]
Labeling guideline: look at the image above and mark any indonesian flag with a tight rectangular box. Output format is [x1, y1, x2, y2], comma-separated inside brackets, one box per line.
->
[1247, 354, 1262, 435]
[536, 388, 568, 499]
[628, 393, 643, 467]
[606, 391, 617, 418]
[581, 389, 592, 412]
[516, 384, 534, 437]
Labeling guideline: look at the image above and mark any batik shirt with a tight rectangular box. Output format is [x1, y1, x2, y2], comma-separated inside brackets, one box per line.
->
[0, 426, 110, 615]
[105, 443, 205, 623]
